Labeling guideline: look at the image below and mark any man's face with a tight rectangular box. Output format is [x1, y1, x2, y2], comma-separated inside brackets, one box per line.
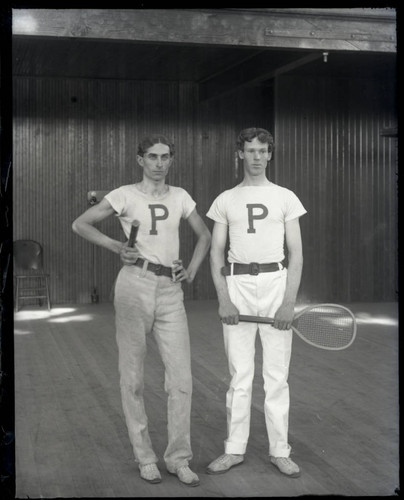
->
[137, 143, 173, 181]
[239, 137, 272, 177]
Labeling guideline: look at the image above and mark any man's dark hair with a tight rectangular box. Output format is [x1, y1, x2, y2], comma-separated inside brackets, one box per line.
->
[137, 135, 175, 156]
[236, 127, 274, 152]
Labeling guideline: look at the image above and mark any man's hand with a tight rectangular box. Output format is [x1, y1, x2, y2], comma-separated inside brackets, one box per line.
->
[273, 303, 295, 330]
[120, 243, 140, 265]
[219, 300, 240, 325]
[172, 259, 195, 284]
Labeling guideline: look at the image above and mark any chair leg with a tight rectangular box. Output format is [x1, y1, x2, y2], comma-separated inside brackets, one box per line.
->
[14, 275, 51, 312]
[15, 277, 19, 312]
[46, 276, 51, 311]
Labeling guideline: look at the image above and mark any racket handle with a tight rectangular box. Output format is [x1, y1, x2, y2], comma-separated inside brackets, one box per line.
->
[238, 314, 275, 324]
[128, 220, 140, 248]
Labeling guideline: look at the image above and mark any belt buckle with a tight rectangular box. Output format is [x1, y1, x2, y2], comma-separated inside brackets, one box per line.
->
[249, 262, 260, 275]
[154, 264, 162, 276]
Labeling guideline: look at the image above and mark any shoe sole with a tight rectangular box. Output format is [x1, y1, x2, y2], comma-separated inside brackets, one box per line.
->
[140, 476, 162, 484]
[206, 460, 244, 475]
[270, 462, 301, 478]
[167, 470, 200, 487]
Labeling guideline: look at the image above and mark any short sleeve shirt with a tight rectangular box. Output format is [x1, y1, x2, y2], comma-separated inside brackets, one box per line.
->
[105, 184, 196, 267]
[206, 183, 306, 264]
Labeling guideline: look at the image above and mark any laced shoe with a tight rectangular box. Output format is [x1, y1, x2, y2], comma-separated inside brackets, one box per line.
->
[270, 456, 301, 478]
[168, 465, 200, 487]
[139, 463, 162, 484]
[206, 453, 244, 474]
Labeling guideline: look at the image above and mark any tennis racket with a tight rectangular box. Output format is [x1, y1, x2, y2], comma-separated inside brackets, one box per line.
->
[239, 303, 357, 350]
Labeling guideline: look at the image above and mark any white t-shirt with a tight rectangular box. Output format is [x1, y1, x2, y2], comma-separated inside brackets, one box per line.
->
[206, 183, 306, 264]
[105, 184, 196, 267]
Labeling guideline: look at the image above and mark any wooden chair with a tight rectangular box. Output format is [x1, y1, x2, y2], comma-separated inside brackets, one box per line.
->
[13, 240, 51, 312]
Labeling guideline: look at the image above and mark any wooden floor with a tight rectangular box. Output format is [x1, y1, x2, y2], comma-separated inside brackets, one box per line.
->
[14, 300, 399, 498]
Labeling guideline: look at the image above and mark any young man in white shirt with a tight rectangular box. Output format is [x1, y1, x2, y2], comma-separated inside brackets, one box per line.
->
[73, 134, 211, 487]
[206, 127, 306, 478]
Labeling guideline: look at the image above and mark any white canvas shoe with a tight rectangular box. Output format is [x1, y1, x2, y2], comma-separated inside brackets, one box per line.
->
[168, 465, 200, 486]
[270, 456, 301, 478]
[139, 463, 162, 483]
[206, 453, 244, 474]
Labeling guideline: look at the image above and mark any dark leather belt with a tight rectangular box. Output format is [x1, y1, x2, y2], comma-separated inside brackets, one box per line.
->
[134, 258, 172, 278]
[221, 261, 284, 276]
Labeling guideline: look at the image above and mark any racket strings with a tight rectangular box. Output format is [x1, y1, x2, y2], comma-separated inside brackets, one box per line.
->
[295, 306, 355, 349]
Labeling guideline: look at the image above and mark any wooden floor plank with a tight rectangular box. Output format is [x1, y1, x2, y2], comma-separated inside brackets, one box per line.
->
[13, 300, 399, 497]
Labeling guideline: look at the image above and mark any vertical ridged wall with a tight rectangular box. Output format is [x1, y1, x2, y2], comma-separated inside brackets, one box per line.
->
[274, 75, 397, 302]
[13, 74, 397, 304]
[13, 77, 199, 303]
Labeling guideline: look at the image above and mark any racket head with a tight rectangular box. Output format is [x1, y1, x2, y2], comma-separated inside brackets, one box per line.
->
[293, 303, 357, 350]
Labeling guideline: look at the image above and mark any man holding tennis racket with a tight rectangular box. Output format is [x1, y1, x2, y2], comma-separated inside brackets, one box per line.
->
[72, 134, 211, 487]
[206, 127, 306, 478]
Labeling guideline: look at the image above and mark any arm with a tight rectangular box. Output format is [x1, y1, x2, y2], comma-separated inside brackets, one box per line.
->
[210, 221, 239, 324]
[273, 217, 304, 330]
[72, 198, 135, 260]
[172, 209, 211, 283]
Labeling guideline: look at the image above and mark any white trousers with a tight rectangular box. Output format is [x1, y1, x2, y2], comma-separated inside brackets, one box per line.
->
[223, 267, 293, 457]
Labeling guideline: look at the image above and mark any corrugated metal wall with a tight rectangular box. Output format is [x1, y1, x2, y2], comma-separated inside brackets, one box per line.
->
[13, 74, 397, 304]
[274, 75, 397, 302]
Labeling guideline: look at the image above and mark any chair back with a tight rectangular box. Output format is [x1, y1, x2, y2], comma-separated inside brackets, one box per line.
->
[13, 240, 44, 272]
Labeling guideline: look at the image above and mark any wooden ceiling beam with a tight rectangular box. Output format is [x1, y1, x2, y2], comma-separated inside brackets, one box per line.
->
[197, 50, 267, 84]
[12, 9, 396, 53]
[199, 52, 324, 102]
